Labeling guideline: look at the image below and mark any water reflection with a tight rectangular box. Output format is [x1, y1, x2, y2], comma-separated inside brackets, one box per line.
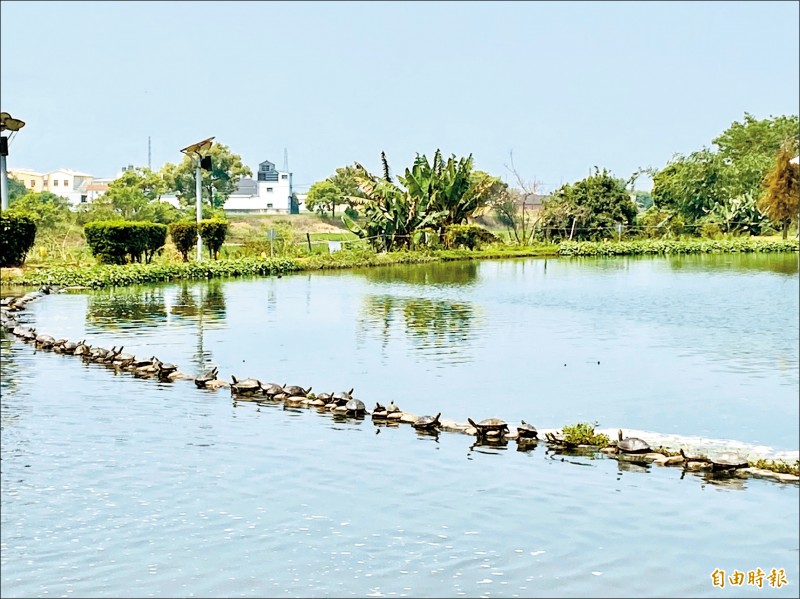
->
[86, 287, 167, 331]
[359, 261, 479, 286]
[358, 295, 477, 363]
[169, 280, 227, 321]
[668, 252, 799, 275]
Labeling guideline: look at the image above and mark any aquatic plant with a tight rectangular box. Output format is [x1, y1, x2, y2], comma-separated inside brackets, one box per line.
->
[560, 422, 610, 447]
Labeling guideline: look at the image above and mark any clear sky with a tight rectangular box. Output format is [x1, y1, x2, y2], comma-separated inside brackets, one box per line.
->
[1, 0, 798, 193]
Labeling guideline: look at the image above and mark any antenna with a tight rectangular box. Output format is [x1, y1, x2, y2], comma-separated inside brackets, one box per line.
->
[148, 136, 151, 170]
[283, 147, 288, 172]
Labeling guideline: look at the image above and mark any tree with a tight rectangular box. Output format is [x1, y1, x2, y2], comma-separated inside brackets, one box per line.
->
[540, 168, 638, 241]
[162, 143, 252, 209]
[306, 180, 341, 217]
[489, 152, 545, 245]
[9, 191, 73, 229]
[89, 168, 177, 223]
[8, 176, 27, 203]
[713, 113, 799, 164]
[345, 150, 489, 250]
[759, 144, 800, 238]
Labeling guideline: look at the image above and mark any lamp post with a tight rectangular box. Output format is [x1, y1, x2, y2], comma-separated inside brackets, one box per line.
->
[1, 112, 26, 212]
[180, 136, 214, 261]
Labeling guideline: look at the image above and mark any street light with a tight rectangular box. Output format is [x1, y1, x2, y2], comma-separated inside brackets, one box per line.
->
[180, 136, 214, 261]
[1, 111, 26, 211]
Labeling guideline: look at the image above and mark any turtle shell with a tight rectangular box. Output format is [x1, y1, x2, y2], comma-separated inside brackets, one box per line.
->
[284, 385, 311, 397]
[262, 383, 285, 397]
[231, 376, 262, 393]
[617, 436, 651, 454]
[517, 420, 538, 439]
[345, 398, 366, 414]
[413, 412, 442, 430]
[195, 367, 219, 387]
[469, 418, 509, 432]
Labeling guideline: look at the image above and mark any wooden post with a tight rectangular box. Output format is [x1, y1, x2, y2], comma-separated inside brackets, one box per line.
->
[306, 232, 312, 253]
[568, 218, 577, 241]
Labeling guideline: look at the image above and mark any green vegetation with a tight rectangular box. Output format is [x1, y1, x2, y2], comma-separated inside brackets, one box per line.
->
[83, 221, 167, 264]
[651, 113, 799, 233]
[0, 213, 37, 267]
[167, 221, 198, 262]
[199, 219, 229, 260]
[540, 168, 638, 242]
[442, 223, 499, 249]
[748, 459, 800, 477]
[557, 238, 798, 256]
[560, 422, 611, 447]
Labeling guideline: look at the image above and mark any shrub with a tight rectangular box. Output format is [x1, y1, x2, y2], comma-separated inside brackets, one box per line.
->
[0, 213, 37, 267]
[84, 221, 167, 264]
[168, 221, 198, 262]
[442, 224, 498, 250]
[561, 422, 610, 447]
[199, 219, 229, 260]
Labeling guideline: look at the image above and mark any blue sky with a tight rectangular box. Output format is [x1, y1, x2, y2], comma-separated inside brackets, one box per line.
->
[1, 1, 798, 193]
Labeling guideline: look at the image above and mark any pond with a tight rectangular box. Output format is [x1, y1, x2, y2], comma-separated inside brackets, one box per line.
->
[1, 253, 798, 597]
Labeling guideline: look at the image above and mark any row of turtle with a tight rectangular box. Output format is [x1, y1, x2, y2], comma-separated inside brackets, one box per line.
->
[0, 288, 766, 475]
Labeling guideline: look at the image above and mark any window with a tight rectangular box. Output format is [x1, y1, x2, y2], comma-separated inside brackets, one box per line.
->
[53, 180, 58, 186]
[267, 203, 273, 208]
[266, 187, 273, 192]
[30, 180, 35, 187]
[64, 180, 69, 186]
[281, 174, 288, 180]
[80, 195, 87, 203]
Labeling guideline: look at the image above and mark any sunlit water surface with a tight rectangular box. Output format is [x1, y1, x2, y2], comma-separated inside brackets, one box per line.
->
[2, 253, 798, 597]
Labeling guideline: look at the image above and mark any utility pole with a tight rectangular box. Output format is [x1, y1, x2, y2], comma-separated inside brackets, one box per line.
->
[148, 136, 152, 170]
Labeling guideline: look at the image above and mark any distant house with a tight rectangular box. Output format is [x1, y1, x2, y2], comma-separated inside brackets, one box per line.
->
[222, 160, 296, 214]
[791, 156, 799, 165]
[8, 167, 94, 206]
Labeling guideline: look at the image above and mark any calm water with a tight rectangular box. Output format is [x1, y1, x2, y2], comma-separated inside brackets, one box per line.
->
[1, 253, 798, 598]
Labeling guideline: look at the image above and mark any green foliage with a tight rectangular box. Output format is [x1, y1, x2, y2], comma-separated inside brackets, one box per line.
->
[748, 459, 800, 477]
[652, 114, 799, 227]
[558, 238, 798, 256]
[161, 143, 252, 209]
[84, 221, 167, 264]
[759, 144, 800, 239]
[539, 168, 638, 241]
[345, 150, 489, 251]
[635, 206, 685, 238]
[704, 193, 769, 235]
[168, 221, 198, 262]
[442, 224, 498, 249]
[9, 191, 73, 229]
[713, 113, 799, 163]
[306, 180, 341, 218]
[560, 422, 610, 447]
[0, 213, 37, 267]
[8, 177, 27, 203]
[199, 219, 229, 259]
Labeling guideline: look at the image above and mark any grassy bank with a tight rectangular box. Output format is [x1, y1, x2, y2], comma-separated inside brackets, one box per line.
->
[3, 238, 797, 290]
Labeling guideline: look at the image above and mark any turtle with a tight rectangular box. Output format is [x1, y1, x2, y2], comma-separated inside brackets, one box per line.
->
[615, 429, 652, 455]
[262, 383, 286, 397]
[413, 412, 442, 431]
[1, 316, 18, 332]
[129, 356, 156, 370]
[516, 420, 539, 439]
[194, 366, 219, 389]
[332, 388, 354, 403]
[12, 325, 34, 338]
[102, 346, 124, 364]
[468, 418, 510, 439]
[679, 449, 748, 472]
[51, 338, 69, 352]
[283, 384, 312, 397]
[35, 334, 56, 349]
[372, 402, 389, 419]
[112, 350, 136, 368]
[86, 346, 110, 362]
[315, 392, 334, 403]
[345, 398, 367, 416]
[544, 431, 578, 449]
[59, 339, 82, 355]
[73, 342, 92, 357]
[231, 375, 263, 396]
[153, 358, 178, 380]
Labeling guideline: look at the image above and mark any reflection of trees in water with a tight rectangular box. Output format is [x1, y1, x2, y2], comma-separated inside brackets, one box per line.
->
[359, 295, 476, 358]
[170, 280, 227, 321]
[86, 288, 168, 330]
[360, 261, 479, 286]
[668, 253, 798, 276]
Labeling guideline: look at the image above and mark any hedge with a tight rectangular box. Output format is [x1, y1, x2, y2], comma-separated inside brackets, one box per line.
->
[168, 221, 198, 262]
[443, 224, 498, 250]
[84, 221, 167, 264]
[0, 213, 37, 267]
[199, 219, 229, 260]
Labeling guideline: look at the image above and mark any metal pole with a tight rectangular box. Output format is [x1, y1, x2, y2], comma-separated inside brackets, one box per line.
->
[0, 150, 8, 211]
[196, 161, 203, 261]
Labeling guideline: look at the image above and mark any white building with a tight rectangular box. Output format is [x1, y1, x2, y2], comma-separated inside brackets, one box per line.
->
[223, 160, 296, 214]
[42, 168, 94, 206]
